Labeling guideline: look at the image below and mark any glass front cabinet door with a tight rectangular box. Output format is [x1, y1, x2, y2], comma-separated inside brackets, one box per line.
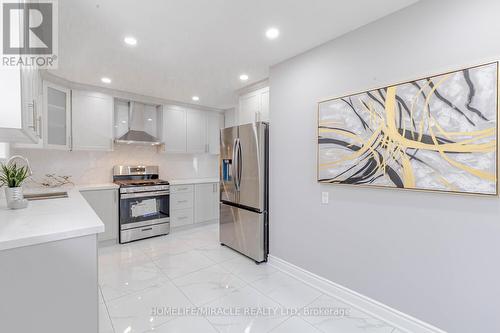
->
[43, 82, 71, 150]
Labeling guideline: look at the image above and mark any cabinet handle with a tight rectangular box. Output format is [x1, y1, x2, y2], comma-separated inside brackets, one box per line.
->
[37, 115, 42, 138]
[27, 100, 37, 131]
[178, 216, 188, 220]
[141, 227, 153, 232]
[177, 200, 188, 203]
[32, 100, 37, 132]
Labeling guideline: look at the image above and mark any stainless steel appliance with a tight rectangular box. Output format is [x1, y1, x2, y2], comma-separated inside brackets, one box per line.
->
[114, 101, 163, 146]
[113, 165, 170, 243]
[220, 122, 268, 263]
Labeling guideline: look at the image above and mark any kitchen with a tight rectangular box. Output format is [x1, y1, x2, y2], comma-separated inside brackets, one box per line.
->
[2, 1, 499, 333]
[0, 0, 274, 330]
[0, 66, 270, 331]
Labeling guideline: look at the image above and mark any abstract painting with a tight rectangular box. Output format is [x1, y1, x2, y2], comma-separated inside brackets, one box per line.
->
[317, 62, 498, 195]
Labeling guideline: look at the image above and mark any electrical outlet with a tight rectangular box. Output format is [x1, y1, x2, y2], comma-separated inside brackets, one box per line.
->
[321, 191, 329, 204]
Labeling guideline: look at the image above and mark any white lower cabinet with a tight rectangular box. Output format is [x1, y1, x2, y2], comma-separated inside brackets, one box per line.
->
[80, 189, 118, 242]
[170, 185, 194, 228]
[171, 208, 194, 228]
[171, 192, 194, 210]
[170, 182, 219, 228]
[194, 183, 219, 223]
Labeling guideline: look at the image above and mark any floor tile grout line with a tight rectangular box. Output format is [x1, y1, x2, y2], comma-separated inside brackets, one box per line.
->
[100, 286, 117, 333]
[267, 315, 319, 333]
[181, 274, 251, 308]
[257, 280, 324, 313]
[152, 253, 219, 280]
[99, 256, 173, 304]
[296, 293, 327, 328]
[100, 276, 170, 304]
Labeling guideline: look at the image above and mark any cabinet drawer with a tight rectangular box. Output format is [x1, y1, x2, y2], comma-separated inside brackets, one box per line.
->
[171, 208, 194, 227]
[170, 192, 194, 210]
[170, 185, 194, 194]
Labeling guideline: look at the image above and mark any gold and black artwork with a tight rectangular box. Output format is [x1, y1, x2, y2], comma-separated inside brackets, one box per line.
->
[317, 62, 498, 195]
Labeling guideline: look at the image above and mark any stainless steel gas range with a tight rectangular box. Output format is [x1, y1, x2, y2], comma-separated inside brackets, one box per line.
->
[113, 165, 170, 243]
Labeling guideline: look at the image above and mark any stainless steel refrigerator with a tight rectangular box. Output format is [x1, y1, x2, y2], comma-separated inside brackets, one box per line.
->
[220, 122, 268, 263]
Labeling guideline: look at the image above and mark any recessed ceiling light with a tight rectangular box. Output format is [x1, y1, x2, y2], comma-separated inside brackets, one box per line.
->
[124, 36, 137, 46]
[192, 96, 200, 101]
[265, 27, 280, 40]
[239, 74, 249, 81]
[101, 77, 111, 84]
[147, 118, 153, 121]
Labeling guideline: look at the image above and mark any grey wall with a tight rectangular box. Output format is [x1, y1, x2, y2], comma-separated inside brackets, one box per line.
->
[269, 1, 500, 332]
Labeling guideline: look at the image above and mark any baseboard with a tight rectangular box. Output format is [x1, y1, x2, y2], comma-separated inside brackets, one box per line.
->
[268, 255, 447, 333]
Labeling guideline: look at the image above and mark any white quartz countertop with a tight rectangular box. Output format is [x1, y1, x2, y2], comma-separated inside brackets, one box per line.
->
[169, 178, 219, 185]
[0, 187, 105, 251]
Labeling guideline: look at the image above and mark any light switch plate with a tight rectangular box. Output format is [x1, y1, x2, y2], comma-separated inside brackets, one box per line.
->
[321, 192, 329, 204]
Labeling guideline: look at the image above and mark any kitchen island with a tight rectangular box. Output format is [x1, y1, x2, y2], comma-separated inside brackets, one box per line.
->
[0, 187, 104, 333]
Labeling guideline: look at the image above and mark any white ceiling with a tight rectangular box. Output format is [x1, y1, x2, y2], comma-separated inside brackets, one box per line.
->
[52, 0, 418, 109]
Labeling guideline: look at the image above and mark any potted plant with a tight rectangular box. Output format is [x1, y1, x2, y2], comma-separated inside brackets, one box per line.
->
[1, 162, 30, 208]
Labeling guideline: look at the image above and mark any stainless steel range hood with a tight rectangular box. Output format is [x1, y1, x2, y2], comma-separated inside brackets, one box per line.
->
[115, 101, 163, 146]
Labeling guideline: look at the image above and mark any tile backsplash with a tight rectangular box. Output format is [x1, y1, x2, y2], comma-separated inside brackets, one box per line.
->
[12, 145, 219, 185]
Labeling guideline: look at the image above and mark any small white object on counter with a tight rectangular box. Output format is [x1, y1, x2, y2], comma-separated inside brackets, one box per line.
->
[0, 187, 104, 251]
[169, 178, 219, 185]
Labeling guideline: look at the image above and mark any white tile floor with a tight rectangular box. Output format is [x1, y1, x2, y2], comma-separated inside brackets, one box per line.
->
[98, 223, 404, 333]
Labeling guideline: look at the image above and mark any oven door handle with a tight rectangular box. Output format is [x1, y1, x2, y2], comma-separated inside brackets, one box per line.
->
[121, 190, 170, 199]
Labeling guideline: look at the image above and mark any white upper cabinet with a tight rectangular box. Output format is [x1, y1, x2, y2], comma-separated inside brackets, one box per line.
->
[238, 86, 270, 125]
[259, 88, 270, 122]
[72, 91, 114, 151]
[21, 66, 42, 141]
[186, 109, 207, 153]
[43, 82, 72, 150]
[162, 107, 224, 154]
[239, 91, 260, 125]
[162, 107, 187, 153]
[0, 66, 41, 144]
[206, 112, 223, 154]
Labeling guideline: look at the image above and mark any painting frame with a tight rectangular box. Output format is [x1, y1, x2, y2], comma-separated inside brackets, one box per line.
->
[316, 61, 500, 197]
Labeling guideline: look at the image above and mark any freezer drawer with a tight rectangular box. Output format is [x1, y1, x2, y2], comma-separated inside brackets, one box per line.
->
[220, 202, 267, 263]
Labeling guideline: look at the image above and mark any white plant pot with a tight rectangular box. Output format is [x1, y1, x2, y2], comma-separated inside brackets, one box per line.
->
[5, 187, 24, 209]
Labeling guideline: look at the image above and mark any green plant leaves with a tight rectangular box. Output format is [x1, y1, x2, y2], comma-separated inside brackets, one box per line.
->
[0, 163, 29, 188]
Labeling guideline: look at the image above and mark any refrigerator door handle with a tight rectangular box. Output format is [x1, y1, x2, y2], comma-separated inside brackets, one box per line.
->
[233, 138, 240, 191]
[237, 139, 242, 190]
